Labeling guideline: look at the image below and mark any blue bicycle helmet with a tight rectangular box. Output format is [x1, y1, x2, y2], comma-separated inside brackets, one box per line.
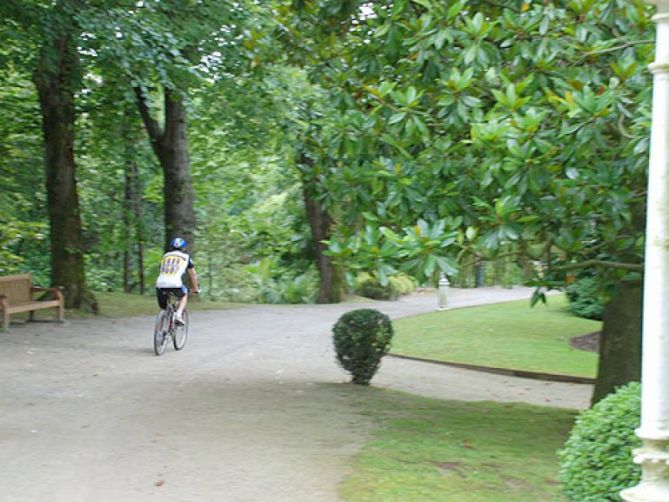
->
[169, 237, 187, 251]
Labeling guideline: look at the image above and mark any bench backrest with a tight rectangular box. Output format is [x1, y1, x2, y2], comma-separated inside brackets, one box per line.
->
[0, 274, 32, 304]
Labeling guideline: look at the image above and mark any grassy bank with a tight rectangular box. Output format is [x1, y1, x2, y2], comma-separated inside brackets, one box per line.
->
[392, 295, 599, 378]
[67, 291, 238, 319]
[341, 387, 574, 502]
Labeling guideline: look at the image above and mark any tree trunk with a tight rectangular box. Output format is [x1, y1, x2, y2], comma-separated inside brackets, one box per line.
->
[135, 87, 196, 254]
[303, 186, 341, 303]
[121, 110, 146, 294]
[33, 24, 97, 312]
[591, 199, 645, 404]
[123, 162, 132, 293]
[299, 152, 340, 303]
[591, 279, 642, 405]
[123, 250, 130, 293]
[133, 157, 146, 294]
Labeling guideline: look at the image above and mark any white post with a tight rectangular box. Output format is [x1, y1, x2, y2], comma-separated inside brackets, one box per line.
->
[437, 274, 449, 311]
[622, 2, 669, 500]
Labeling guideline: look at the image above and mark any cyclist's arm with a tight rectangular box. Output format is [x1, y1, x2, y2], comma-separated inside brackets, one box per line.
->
[187, 268, 200, 293]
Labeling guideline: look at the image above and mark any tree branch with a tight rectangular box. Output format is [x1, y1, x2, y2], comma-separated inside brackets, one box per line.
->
[460, 250, 520, 269]
[134, 87, 163, 157]
[584, 40, 653, 57]
[551, 259, 643, 273]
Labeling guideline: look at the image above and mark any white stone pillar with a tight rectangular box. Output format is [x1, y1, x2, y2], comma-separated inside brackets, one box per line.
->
[622, 2, 669, 500]
[437, 274, 449, 310]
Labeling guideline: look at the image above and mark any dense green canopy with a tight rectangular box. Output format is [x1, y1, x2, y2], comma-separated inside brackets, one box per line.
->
[0, 0, 656, 397]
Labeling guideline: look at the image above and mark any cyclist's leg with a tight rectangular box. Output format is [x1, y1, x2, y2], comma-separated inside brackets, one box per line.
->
[156, 288, 169, 310]
[175, 285, 188, 317]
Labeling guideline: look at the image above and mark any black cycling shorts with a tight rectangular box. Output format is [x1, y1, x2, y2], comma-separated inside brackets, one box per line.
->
[156, 286, 188, 309]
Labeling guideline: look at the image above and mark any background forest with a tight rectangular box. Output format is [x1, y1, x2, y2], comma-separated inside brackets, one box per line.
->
[0, 0, 655, 399]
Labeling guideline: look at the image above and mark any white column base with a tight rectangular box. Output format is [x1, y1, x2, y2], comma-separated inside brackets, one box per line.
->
[621, 439, 669, 501]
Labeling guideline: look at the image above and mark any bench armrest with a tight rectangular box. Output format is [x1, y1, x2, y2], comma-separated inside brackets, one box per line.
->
[31, 286, 64, 303]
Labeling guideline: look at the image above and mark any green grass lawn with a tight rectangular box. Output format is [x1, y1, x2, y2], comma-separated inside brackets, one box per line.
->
[341, 387, 574, 502]
[66, 291, 238, 319]
[392, 295, 599, 378]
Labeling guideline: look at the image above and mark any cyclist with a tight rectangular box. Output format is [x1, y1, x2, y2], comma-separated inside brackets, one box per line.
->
[156, 237, 199, 325]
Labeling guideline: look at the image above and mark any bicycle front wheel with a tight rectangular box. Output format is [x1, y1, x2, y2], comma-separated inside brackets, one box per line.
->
[173, 309, 189, 350]
[154, 310, 170, 356]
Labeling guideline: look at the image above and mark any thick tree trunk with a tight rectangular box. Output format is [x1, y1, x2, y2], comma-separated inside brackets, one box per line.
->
[33, 27, 97, 312]
[590, 197, 645, 404]
[591, 279, 642, 404]
[161, 90, 196, 250]
[136, 88, 196, 254]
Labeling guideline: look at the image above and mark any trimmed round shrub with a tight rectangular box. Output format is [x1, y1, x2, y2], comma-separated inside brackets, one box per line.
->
[333, 308, 394, 385]
[558, 382, 641, 501]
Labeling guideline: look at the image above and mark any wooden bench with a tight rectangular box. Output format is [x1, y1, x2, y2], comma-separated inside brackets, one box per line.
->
[0, 274, 64, 332]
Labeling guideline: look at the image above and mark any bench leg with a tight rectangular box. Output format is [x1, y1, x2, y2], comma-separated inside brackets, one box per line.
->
[58, 304, 64, 323]
[29, 310, 35, 322]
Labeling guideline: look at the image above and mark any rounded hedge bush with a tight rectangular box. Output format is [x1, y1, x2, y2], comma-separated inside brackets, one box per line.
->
[558, 382, 641, 501]
[333, 308, 394, 385]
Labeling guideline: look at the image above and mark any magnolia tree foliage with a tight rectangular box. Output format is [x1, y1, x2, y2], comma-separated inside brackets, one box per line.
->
[279, 0, 652, 291]
[277, 0, 653, 399]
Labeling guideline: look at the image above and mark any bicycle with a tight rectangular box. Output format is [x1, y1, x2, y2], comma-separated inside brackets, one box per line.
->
[153, 293, 190, 356]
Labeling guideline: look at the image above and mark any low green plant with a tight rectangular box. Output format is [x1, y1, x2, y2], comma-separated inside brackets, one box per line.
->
[355, 272, 416, 300]
[281, 271, 318, 304]
[246, 257, 317, 304]
[565, 275, 605, 321]
[388, 273, 416, 295]
[558, 382, 641, 501]
[333, 309, 394, 385]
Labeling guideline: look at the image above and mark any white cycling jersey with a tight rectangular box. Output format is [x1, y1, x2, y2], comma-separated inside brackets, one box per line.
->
[156, 250, 193, 289]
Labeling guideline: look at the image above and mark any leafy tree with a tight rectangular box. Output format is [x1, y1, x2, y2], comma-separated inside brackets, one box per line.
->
[188, 69, 315, 301]
[76, 76, 159, 294]
[286, 0, 653, 401]
[0, 70, 49, 281]
[1, 0, 99, 311]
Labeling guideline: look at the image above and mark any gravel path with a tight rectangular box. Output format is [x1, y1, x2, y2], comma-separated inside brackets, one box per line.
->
[0, 287, 592, 502]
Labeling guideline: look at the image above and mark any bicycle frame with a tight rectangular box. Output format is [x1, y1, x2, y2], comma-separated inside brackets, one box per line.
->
[154, 294, 189, 356]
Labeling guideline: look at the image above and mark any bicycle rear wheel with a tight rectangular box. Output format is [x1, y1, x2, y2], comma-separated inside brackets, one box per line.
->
[173, 309, 189, 350]
[154, 310, 170, 356]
